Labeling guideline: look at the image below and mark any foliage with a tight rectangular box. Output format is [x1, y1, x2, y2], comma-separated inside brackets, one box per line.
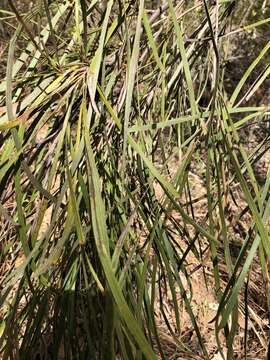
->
[0, 0, 269, 358]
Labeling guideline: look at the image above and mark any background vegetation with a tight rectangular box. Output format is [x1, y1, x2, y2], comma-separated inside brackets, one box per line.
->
[0, 0, 270, 359]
